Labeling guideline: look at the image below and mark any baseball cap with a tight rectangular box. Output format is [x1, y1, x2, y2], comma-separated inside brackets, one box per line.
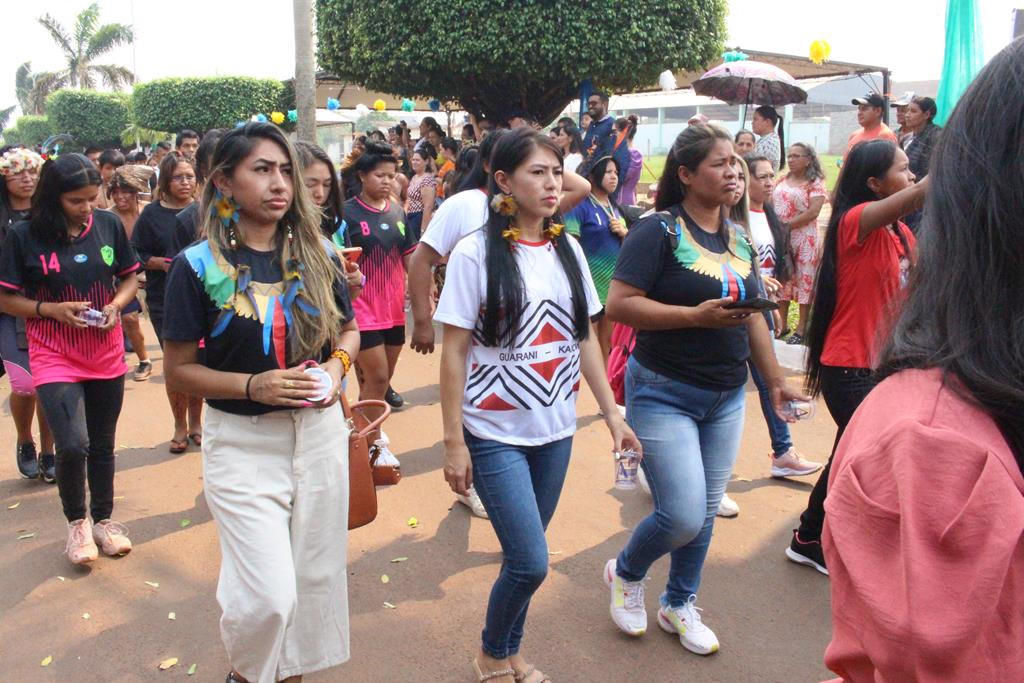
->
[852, 93, 886, 108]
[890, 91, 915, 107]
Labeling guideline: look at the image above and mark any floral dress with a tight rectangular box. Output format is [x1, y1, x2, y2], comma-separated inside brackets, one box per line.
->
[773, 175, 827, 305]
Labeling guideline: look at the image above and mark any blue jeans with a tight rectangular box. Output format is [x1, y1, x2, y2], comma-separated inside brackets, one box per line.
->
[464, 429, 573, 659]
[749, 360, 792, 457]
[616, 357, 745, 607]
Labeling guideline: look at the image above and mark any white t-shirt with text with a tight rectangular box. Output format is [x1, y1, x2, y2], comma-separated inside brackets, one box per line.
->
[434, 231, 601, 445]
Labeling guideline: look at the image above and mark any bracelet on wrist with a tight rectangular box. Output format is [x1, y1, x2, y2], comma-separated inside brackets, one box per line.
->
[330, 348, 352, 375]
[245, 374, 256, 401]
[35, 300, 46, 319]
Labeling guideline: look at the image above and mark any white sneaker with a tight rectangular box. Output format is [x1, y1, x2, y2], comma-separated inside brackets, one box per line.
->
[456, 486, 488, 519]
[716, 493, 739, 518]
[604, 559, 647, 636]
[637, 467, 651, 496]
[372, 438, 400, 466]
[770, 449, 823, 478]
[657, 596, 720, 655]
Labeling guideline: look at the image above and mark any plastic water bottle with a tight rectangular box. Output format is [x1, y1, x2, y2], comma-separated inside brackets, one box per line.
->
[614, 449, 640, 490]
[780, 399, 816, 421]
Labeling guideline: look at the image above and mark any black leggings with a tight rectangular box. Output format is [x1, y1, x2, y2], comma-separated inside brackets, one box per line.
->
[36, 376, 126, 522]
[796, 366, 876, 541]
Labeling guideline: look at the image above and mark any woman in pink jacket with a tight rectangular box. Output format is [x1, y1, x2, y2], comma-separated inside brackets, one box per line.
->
[821, 39, 1024, 682]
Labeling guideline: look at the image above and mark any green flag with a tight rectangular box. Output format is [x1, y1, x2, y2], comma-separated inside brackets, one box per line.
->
[935, 0, 984, 126]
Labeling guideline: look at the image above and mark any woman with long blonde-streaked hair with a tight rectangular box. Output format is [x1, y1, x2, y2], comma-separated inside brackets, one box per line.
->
[162, 122, 360, 683]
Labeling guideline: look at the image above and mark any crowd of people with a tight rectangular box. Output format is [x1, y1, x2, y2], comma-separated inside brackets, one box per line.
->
[2, 36, 1023, 683]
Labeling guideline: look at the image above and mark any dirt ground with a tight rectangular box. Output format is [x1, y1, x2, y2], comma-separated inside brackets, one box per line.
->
[0, 320, 836, 682]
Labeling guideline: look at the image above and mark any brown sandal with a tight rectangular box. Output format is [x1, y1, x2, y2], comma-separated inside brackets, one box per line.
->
[169, 437, 188, 454]
[473, 658, 515, 682]
[188, 432, 202, 446]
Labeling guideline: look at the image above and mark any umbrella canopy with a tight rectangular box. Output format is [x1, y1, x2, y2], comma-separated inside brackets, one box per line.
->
[693, 60, 807, 107]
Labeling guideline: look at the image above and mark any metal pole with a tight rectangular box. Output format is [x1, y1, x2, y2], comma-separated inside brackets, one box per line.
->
[882, 69, 892, 126]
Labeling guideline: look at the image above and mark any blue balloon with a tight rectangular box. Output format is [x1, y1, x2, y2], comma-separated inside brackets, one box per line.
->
[428, 99, 441, 112]
[256, 113, 268, 123]
[326, 97, 340, 111]
[235, 121, 245, 128]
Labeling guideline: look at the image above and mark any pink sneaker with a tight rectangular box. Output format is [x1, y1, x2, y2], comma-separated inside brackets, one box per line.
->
[92, 519, 133, 556]
[66, 519, 99, 565]
[770, 449, 823, 478]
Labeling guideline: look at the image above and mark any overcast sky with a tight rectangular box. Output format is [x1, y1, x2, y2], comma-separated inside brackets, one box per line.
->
[0, 0, 1018, 118]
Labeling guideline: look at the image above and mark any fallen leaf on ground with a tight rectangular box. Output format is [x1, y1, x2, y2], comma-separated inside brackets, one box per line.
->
[82, 613, 90, 620]
[187, 663, 197, 676]
[8, 501, 20, 509]
[41, 655, 53, 666]
[179, 519, 191, 528]
[158, 657, 178, 670]
[406, 517, 419, 528]
[383, 602, 396, 609]
[17, 532, 35, 540]
[145, 581, 159, 588]
[168, 612, 176, 620]
[381, 574, 390, 584]
[390, 557, 408, 563]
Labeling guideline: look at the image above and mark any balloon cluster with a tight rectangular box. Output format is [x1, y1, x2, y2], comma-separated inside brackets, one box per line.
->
[722, 50, 749, 63]
[809, 40, 832, 65]
[235, 109, 300, 128]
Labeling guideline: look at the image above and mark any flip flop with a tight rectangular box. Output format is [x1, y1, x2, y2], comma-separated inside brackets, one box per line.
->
[188, 432, 202, 446]
[169, 437, 188, 454]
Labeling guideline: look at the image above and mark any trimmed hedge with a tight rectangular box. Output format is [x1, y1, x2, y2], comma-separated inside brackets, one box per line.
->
[3, 115, 56, 147]
[133, 77, 286, 133]
[47, 90, 130, 148]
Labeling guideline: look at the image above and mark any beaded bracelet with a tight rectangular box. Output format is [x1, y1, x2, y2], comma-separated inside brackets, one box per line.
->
[330, 348, 352, 375]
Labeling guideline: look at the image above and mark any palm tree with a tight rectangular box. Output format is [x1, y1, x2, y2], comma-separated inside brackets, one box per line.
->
[15, 62, 61, 116]
[36, 3, 134, 91]
[0, 106, 15, 131]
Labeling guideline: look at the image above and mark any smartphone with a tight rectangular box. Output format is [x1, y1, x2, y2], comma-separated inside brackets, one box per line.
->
[723, 297, 779, 311]
[339, 247, 363, 263]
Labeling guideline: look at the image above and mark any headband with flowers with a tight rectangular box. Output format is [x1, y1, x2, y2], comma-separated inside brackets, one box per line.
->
[0, 149, 44, 177]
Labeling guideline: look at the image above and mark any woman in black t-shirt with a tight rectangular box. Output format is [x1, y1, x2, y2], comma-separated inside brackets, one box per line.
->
[602, 124, 806, 655]
[162, 122, 359, 683]
[133, 152, 204, 453]
[0, 153, 140, 566]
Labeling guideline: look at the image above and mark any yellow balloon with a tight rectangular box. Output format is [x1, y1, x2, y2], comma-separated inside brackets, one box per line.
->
[809, 40, 832, 66]
[270, 111, 285, 124]
[373, 99, 386, 111]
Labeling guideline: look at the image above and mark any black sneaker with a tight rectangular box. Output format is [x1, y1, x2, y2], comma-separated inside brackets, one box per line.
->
[785, 529, 829, 576]
[385, 386, 404, 409]
[16, 442, 39, 479]
[39, 453, 56, 483]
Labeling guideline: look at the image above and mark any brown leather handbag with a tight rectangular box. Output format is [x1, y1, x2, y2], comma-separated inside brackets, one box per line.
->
[342, 396, 390, 530]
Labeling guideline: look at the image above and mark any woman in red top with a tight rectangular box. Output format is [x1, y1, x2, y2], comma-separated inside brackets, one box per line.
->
[785, 139, 927, 575]
[822, 42, 1024, 681]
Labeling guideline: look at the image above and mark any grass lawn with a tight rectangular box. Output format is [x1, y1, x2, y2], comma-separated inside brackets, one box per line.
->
[638, 154, 841, 193]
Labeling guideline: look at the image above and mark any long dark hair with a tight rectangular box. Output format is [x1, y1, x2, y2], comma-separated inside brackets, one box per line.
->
[555, 123, 583, 154]
[448, 145, 479, 196]
[455, 129, 505, 193]
[30, 153, 101, 245]
[755, 105, 785, 171]
[295, 141, 344, 237]
[879, 39, 1024, 470]
[481, 128, 590, 347]
[804, 139, 909, 395]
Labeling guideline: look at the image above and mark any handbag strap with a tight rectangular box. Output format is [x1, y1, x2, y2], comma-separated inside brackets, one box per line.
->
[348, 399, 391, 438]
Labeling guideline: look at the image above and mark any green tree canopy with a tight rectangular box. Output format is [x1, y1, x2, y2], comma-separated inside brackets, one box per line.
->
[133, 77, 286, 134]
[3, 115, 56, 147]
[316, 0, 727, 124]
[47, 89, 130, 148]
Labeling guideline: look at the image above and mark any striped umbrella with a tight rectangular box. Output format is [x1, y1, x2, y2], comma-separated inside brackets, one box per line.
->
[693, 60, 807, 107]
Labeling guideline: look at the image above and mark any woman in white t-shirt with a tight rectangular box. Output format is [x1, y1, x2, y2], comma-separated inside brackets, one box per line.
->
[436, 128, 640, 683]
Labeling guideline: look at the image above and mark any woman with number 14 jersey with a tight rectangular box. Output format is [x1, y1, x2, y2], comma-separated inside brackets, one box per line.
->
[0, 154, 140, 566]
